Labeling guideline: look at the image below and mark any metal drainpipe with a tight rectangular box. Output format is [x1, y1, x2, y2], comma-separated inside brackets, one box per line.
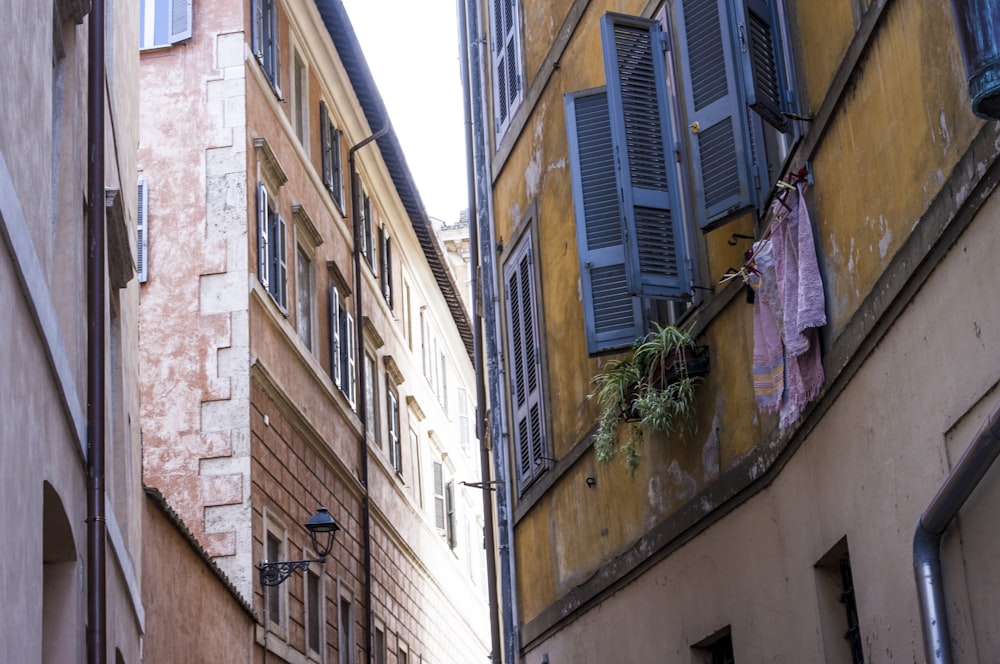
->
[86, 0, 108, 661]
[914, 401, 1000, 664]
[349, 125, 387, 664]
[457, 0, 502, 661]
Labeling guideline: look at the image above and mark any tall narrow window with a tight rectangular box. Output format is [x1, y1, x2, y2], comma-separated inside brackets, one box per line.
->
[360, 192, 375, 270]
[252, 0, 280, 91]
[137, 180, 148, 283]
[432, 460, 446, 536]
[291, 49, 309, 149]
[365, 351, 379, 447]
[439, 351, 448, 415]
[258, 182, 287, 313]
[445, 480, 457, 550]
[420, 311, 431, 381]
[503, 232, 548, 492]
[296, 246, 314, 351]
[265, 531, 283, 627]
[330, 284, 342, 389]
[458, 387, 471, 453]
[379, 224, 393, 308]
[815, 539, 864, 664]
[342, 311, 357, 408]
[306, 567, 322, 655]
[387, 383, 401, 474]
[338, 595, 353, 664]
[489, 0, 523, 136]
[373, 625, 386, 664]
[320, 101, 344, 210]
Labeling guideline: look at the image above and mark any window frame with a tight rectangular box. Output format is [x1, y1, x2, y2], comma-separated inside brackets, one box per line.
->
[263, 513, 289, 634]
[296, 243, 315, 351]
[139, 0, 192, 50]
[502, 225, 550, 493]
[252, 0, 281, 93]
[291, 46, 310, 151]
[258, 182, 288, 314]
[364, 349, 379, 447]
[337, 588, 354, 664]
[386, 380, 401, 474]
[320, 101, 345, 211]
[304, 559, 325, 659]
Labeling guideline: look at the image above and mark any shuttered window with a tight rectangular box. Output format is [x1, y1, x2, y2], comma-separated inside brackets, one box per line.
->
[432, 461, 446, 534]
[387, 385, 401, 473]
[490, 0, 522, 136]
[252, 0, 280, 92]
[257, 182, 287, 313]
[139, 0, 191, 49]
[320, 101, 344, 210]
[565, 2, 793, 352]
[137, 180, 149, 283]
[379, 225, 393, 308]
[503, 233, 548, 492]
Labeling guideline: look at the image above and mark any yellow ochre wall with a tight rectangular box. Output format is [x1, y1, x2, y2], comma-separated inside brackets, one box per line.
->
[487, 0, 986, 635]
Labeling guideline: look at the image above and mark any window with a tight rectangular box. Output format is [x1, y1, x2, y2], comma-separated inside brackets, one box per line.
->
[252, 0, 280, 92]
[445, 480, 457, 550]
[565, 3, 796, 354]
[815, 539, 864, 664]
[438, 351, 448, 414]
[458, 387, 471, 453]
[329, 284, 357, 407]
[432, 460, 447, 536]
[297, 246, 314, 350]
[502, 232, 548, 492]
[137, 180, 148, 283]
[490, 0, 523, 136]
[420, 311, 431, 381]
[364, 351, 379, 446]
[139, 0, 191, 49]
[402, 280, 412, 349]
[373, 624, 386, 664]
[398, 643, 409, 664]
[258, 183, 288, 313]
[320, 101, 344, 210]
[305, 567, 323, 656]
[264, 528, 286, 629]
[338, 594, 354, 664]
[692, 629, 736, 664]
[291, 48, 309, 150]
[378, 224, 393, 308]
[360, 190, 375, 270]
[410, 427, 422, 507]
[387, 383, 401, 474]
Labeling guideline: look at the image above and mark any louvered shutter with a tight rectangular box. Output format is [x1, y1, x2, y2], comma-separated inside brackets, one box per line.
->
[674, 0, 756, 231]
[258, 183, 269, 289]
[137, 180, 148, 283]
[276, 215, 287, 312]
[320, 102, 332, 190]
[332, 129, 344, 208]
[433, 461, 446, 534]
[601, 14, 691, 301]
[329, 285, 341, 388]
[168, 0, 191, 42]
[445, 481, 457, 549]
[344, 312, 356, 408]
[251, 0, 263, 59]
[491, 0, 520, 134]
[504, 237, 546, 491]
[566, 87, 646, 354]
[734, 0, 789, 132]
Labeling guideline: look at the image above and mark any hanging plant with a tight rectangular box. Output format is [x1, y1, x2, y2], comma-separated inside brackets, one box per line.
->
[588, 323, 708, 475]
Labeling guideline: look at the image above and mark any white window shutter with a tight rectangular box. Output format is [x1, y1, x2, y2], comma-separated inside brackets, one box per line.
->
[137, 180, 149, 283]
[168, 0, 192, 43]
[258, 183, 269, 290]
[432, 461, 446, 534]
[329, 285, 341, 388]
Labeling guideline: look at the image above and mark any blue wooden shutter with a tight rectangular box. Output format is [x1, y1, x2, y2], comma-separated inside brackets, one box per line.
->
[276, 215, 287, 312]
[257, 183, 269, 290]
[674, 0, 756, 231]
[329, 285, 341, 388]
[137, 180, 149, 283]
[734, 0, 789, 132]
[169, 0, 191, 43]
[320, 101, 332, 190]
[332, 129, 344, 208]
[601, 13, 691, 301]
[504, 237, 546, 490]
[565, 87, 646, 354]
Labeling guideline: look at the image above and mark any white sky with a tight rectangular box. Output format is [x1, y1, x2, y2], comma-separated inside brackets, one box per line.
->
[340, 0, 469, 225]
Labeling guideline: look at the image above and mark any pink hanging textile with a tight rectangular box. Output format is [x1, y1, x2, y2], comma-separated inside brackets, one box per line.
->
[751, 182, 827, 426]
[750, 239, 783, 412]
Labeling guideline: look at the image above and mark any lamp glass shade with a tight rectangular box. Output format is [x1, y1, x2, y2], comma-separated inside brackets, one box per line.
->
[305, 507, 340, 558]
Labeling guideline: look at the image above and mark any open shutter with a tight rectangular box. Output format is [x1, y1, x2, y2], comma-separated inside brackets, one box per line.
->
[320, 101, 332, 191]
[433, 461, 446, 534]
[344, 312, 356, 408]
[277, 215, 287, 312]
[445, 481, 457, 549]
[566, 87, 646, 354]
[388, 390, 400, 471]
[251, 0, 263, 59]
[137, 180, 149, 283]
[329, 285, 341, 388]
[601, 14, 691, 300]
[332, 129, 344, 208]
[257, 183, 269, 290]
[169, 0, 192, 42]
[504, 237, 546, 491]
[674, 0, 756, 231]
[734, 0, 789, 132]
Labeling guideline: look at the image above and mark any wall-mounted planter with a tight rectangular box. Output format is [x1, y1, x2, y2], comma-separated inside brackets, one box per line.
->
[949, 0, 1000, 118]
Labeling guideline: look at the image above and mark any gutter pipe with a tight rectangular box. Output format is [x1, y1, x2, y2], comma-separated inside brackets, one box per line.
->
[458, 0, 502, 661]
[914, 401, 1000, 664]
[349, 125, 388, 664]
[86, 0, 108, 661]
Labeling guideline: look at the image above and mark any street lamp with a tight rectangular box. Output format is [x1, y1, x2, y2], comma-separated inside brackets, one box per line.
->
[258, 507, 341, 587]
